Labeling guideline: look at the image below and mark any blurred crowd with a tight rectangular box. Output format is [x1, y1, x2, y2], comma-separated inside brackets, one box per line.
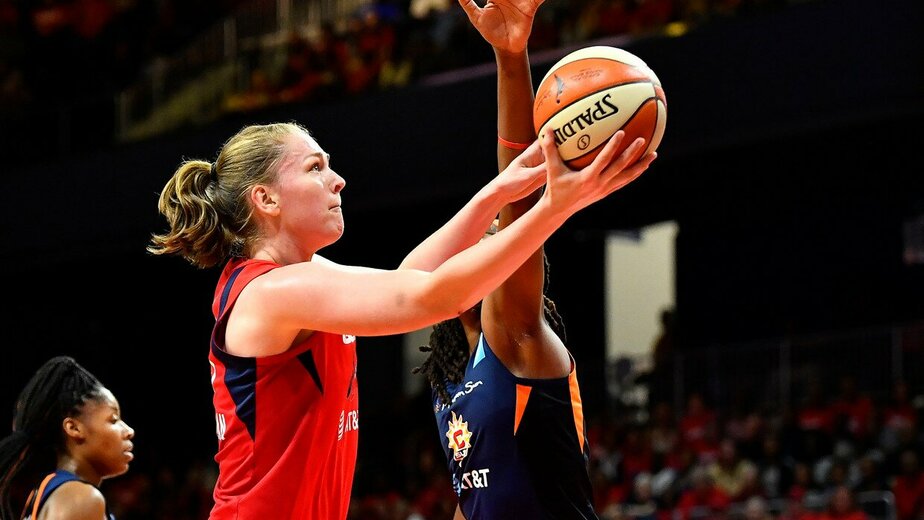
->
[220, 0, 788, 114]
[0, 0, 245, 159]
[0, 0, 791, 162]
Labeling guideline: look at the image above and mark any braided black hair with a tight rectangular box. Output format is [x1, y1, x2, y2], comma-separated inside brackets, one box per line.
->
[414, 255, 567, 405]
[0, 356, 105, 520]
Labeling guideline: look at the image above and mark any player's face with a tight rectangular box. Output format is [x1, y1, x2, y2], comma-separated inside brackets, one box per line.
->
[76, 388, 134, 480]
[274, 132, 346, 251]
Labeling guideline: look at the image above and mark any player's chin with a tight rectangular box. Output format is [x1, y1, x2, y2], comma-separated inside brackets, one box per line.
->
[107, 461, 132, 478]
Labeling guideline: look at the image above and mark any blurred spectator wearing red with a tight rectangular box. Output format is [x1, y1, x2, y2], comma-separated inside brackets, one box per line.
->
[680, 392, 720, 462]
[675, 465, 730, 520]
[817, 486, 868, 520]
[891, 449, 924, 520]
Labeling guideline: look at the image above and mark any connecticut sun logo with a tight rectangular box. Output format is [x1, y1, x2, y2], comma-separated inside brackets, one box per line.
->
[446, 411, 473, 462]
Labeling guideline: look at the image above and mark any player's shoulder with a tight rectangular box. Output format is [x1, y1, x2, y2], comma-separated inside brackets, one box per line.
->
[43, 480, 106, 519]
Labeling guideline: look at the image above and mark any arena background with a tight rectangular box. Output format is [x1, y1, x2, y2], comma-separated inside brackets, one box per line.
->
[1, 0, 922, 518]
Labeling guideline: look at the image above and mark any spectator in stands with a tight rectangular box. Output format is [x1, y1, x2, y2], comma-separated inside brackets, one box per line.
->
[630, 0, 675, 34]
[276, 31, 329, 104]
[309, 21, 349, 101]
[853, 452, 888, 494]
[675, 465, 730, 520]
[707, 437, 759, 500]
[621, 472, 660, 520]
[884, 423, 923, 477]
[594, 0, 632, 39]
[813, 436, 863, 492]
[788, 461, 824, 506]
[622, 425, 656, 486]
[592, 419, 624, 486]
[818, 457, 859, 497]
[778, 495, 818, 520]
[756, 433, 795, 499]
[652, 441, 692, 514]
[734, 463, 765, 503]
[880, 381, 918, 453]
[680, 392, 719, 462]
[743, 496, 773, 520]
[817, 485, 868, 520]
[891, 449, 924, 520]
[725, 392, 765, 460]
[797, 379, 835, 461]
[223, 69, 274, 113]
[650, 401, 679, 458]
[831, 375, 875, 444]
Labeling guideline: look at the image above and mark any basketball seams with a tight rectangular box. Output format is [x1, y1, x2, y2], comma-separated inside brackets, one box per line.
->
[539, 46, 655, 84]
[645, 100, 667, 157]
[534, 79, 657, 132]
[540, 60, 658, 87]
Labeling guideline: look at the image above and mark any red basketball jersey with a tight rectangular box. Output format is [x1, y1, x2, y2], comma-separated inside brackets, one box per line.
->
[207, 258, 359, 519]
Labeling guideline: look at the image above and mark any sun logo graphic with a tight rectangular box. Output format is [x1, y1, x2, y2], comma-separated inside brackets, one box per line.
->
[554, 74, 565, 103]
[446, 411, 473, 463]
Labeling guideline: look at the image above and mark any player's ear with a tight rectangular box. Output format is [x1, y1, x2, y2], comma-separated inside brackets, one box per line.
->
[63, 417, 87, 441]
[251, 184, 280, 216]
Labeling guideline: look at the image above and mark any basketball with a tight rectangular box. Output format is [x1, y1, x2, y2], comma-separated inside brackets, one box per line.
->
[533, 46, 667, 169]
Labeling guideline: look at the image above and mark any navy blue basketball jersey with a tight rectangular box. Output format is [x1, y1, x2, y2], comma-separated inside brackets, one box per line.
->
[23, 470, 116, 520]
[432, 334, 598, 520]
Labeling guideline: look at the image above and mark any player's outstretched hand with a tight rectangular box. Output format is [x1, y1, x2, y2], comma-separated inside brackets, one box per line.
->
[538, 130, 657, 216]
[458, 0, 544, 54]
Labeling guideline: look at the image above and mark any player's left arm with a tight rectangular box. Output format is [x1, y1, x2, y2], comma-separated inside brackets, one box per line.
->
[463, 0, 558, 369]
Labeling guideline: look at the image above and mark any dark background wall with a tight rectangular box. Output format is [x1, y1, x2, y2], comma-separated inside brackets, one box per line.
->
[1, 0, 922, 496]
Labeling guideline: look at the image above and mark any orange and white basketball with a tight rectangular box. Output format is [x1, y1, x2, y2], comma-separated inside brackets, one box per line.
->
[533, 46, 667, 169]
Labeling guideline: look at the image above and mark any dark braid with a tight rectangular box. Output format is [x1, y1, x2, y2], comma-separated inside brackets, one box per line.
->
[414, 254, 568, 406]
[541, 253, 567, 343]
[413, 316, 471, 406]
[543, 295, 567, 344]
[0, 356, 104, 520]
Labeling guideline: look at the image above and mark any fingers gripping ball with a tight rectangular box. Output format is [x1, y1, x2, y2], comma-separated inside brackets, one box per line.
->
[533, 46, 667, 169]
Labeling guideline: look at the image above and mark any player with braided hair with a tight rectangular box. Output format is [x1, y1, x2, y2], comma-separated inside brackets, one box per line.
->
[413, 0, 649, 517]
[0, 356, 134, 520]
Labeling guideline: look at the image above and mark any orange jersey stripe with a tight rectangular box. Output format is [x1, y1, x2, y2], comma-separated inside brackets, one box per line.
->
[514, 384, 532, 435]
[568, 371, 585, 452]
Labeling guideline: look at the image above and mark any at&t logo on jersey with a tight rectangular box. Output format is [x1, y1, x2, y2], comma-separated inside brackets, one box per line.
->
[215, 413, 227, 441]
[452, 468, 491, 495]
[338, 408, 359, 440]
[446, 411, 473, 463]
